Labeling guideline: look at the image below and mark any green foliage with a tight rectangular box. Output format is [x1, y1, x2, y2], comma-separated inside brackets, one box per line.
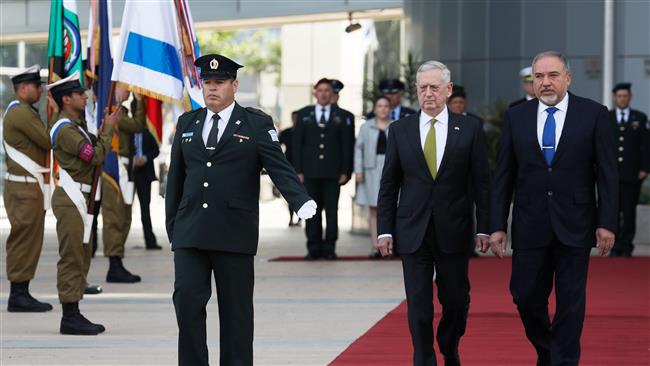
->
[401, 52, 420, 106]
[197, 29, 281, 78]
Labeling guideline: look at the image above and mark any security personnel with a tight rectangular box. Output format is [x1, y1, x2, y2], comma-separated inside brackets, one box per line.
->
[447, 84, 485, 127]
[165, 54, 315, 366]
[293, 78, 353, 259]
[330, 79, 355, 179]
[366, 78, 416, 120]
[100, 85, 146, 282]
[49, 72, 119, 334]
[509, 66, 535, 108]
[609, 82, 649, 257]
[2, 65, 52, 312]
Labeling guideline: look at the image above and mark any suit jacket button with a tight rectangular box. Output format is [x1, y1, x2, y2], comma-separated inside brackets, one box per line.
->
[202, 203, 208, 208]
[319, 144, 324, 149]
[319, 155, 324, 159]
[547, 191, 553, 196]
[203, 182, 209, 187]
[206, 162, 212, 167]
[619, 126, 625, 131]
[619, 136, 624, 142]
[320, 134, 325, 138]
[547, 167, 552, 173]
[618, 157, 624, 162]
[618, 147, 624, 152]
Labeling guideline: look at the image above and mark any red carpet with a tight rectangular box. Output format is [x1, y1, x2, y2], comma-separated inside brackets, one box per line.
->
[268, 255, 399, 262]
[330, 257, 650, 366]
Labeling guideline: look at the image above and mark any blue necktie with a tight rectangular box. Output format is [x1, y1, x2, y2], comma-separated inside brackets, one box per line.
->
[542, 107, 558, 165]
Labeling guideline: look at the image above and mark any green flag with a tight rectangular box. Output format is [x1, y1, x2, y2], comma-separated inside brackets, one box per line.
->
[47, 0, 83, 84]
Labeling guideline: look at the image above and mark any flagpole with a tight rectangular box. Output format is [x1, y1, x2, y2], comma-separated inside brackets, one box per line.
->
[87, 80, 116, 216]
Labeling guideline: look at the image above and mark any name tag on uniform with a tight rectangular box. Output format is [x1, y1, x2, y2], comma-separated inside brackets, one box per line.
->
[233, 133, 250, 140]
[268, 130, 279, 142]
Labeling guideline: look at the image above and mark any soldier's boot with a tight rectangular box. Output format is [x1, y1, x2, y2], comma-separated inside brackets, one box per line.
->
[7, 281, 53, 312]
[106, 256, 141, 283]
[60, 302, 105, 335]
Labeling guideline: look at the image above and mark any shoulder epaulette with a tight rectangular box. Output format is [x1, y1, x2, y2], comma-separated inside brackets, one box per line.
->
[245, 107, 270, 117]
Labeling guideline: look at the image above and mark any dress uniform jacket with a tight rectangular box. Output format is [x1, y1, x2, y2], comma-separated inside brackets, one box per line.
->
[165, 103, 311, 254]
[333, 103, 356, 177]
[2, 98, 50, 283]
[292, 105, 353, 179]
[609, 109, 649, 182]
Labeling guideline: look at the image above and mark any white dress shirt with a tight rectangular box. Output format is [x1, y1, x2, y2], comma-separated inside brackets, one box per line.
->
[420, 106, 448, 171]
[537, 93, 569, 150]
[202, 101, 236, 146]
[314, 104, 331, 122]
[616, 107, 630, 124]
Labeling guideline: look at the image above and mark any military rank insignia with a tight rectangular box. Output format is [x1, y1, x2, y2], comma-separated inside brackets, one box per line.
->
[268, 130, 279, 142]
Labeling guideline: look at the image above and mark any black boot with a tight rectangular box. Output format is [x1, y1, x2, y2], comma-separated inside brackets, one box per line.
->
[60, 302, 105, 335]
[7, 281, 53, 312]
[106, 256, 141, 283]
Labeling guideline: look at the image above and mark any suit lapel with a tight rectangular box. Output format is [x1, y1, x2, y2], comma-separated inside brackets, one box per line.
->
[405, 112, 433, 183]
[211, 103, 244, 157]
[192, 108, 209, 158]
[526, 101, 546, 164]
[436, 115, 461, 179]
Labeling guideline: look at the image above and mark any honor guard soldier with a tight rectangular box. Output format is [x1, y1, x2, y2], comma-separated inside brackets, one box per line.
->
[49, 72, 121, 335]
[165, 54, 315, 366]
[366, 78, 416, 120]
[609, 82, 649, 257]
[2, 65, 53, 312]
[293, 78, 353, 259]
[100, 85, 146, 282]
[509, 66, 535, 108]
[330, 79, 355, 179]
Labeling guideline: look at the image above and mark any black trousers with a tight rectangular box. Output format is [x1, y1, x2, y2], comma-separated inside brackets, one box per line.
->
[510, 237, 590, 366]
[303, 178, 340, 257]
[613, 180, 642, 254]
[173, 248, 254, 366]
[134, 176, 157, 247]
[401, 217, 470, 366]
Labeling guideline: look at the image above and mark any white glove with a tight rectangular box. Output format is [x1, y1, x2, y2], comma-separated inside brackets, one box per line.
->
[296, 200, 317, 220]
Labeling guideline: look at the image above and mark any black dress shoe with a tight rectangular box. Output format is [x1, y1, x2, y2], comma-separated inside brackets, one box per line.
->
[84, 284, 103, 295]
[146, 244, 162, 250]
[444, 358, 460, 366]
[304, 253, 321, 260]
[323, 253, 338, 260]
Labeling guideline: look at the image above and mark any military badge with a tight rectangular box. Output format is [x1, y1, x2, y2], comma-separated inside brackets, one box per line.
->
[210, 58, 219, 70]
[631, 121, 640, 130]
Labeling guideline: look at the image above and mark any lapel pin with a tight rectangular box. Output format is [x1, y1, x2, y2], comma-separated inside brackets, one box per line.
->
[235, 120, 241, 125]
[195, 120, 200, 124]
[454, 126, 460, 131]
[239, 139, 243, 143]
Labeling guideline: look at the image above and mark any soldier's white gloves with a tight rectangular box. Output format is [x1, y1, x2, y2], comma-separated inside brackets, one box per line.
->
[296, 200, 317, 220]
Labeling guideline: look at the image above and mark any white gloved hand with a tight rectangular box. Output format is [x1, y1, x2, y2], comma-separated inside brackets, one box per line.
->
[296, 200, 317, 220]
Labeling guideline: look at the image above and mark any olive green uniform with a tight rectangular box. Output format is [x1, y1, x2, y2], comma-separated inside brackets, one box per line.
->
[2, 98, 50, 283]
[51, 111, 114, 303]
[101, 99, 146, 257]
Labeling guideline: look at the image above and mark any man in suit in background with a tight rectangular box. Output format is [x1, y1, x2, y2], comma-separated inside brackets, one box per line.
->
[489, 51, 618, 366]
[166, 54, 315, 366]
[366, 78, 417, 120]
[509, 66, 536, 108]
[377, 61, 490, 366]
[133, 129, 160, 250]
[608, 82, 649, 257]
[293, 78, 353, 260]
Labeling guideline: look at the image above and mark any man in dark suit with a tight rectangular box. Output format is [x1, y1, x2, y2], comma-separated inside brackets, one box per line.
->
[293, 78, 353, 259]
[366, 78, 417, 120]
[377, 61, 490, 366]
[608, 82, 649, 257]
[165, 54, 315, 366]
[489, 51, 618, 366]
[133, 129, 160, 250]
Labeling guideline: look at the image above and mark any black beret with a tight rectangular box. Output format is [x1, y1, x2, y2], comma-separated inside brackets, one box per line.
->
[331, 79, 344, 93]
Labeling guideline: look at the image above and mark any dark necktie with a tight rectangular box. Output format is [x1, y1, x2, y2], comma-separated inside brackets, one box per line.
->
[542, 107, 558, 166]
[320, 108, 327, 124]
[207, 113, 219, 150]
[620, 111, 626, 124]
[392, 109, 397, 121]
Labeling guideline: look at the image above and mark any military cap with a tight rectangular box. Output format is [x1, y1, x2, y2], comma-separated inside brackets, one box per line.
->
[379, 79, 405, 94]
[331, 79, 344, 94]
[450, 85, 467, 100]
[46, 71, 86, 97]
[11, 64, 44, 85]
[519, 66, 533, 82]
[612, 82, 631, 93]
[194, 54, 243, 80]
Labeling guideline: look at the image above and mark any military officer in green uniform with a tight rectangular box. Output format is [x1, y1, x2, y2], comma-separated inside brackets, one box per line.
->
[2, 65, 53, 312]
[49, 73, 120, 335]
[101, 85, 146, 283]
[609, 82, 649, 257]
[166, 54, 315, 366]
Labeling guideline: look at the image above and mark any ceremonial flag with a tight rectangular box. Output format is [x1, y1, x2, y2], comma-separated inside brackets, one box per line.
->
[48, 0, 83, 83]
